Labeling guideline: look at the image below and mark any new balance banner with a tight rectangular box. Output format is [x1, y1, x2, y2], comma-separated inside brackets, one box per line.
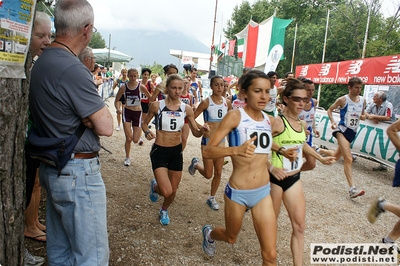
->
[296, 55, 400, 85]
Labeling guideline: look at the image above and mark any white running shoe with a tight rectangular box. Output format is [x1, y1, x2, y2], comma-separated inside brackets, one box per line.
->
[206, 198, 220, 210]
[124, 158, 131, 166]
[116, 125, 120, 131]
[24, 248, 45, 266]
[202, 225, 216, 256]
[349, 187, 365, 198]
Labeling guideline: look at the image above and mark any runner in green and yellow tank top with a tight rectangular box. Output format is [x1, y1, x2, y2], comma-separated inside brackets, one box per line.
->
[270, 78, 336, 265]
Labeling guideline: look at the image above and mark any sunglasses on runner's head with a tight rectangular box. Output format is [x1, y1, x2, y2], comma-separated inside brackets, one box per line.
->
[289, 96, 308, 103]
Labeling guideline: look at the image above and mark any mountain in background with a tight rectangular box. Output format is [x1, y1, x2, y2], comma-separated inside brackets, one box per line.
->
[106, 29, 210, 69]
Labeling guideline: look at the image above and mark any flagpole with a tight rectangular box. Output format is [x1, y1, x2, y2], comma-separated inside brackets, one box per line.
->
[209, 0, 218, 74]
[362, 1, 371, 59]
[219, 14, 224, 76]
[317, 9, 330, 107]
[290, 22, 298, 73]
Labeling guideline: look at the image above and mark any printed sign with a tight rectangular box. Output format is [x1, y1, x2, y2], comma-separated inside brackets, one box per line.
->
[0, 0, 36, 78]
[314, 109, 399, 168]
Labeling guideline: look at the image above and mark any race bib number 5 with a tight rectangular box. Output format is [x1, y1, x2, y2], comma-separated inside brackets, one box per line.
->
[246, 129, 272, 154]
[161, 111, 184, 132]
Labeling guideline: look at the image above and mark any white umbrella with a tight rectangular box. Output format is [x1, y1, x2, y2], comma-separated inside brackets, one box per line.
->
[92, 48, 133, 63]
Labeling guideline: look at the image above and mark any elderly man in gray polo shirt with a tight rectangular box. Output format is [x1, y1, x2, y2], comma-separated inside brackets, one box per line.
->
[365, 91, 395, 171]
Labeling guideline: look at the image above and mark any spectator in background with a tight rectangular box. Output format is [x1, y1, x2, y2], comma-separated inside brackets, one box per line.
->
[365, 91, 395, 171]
[284, 71, 295, 79]
[106, 67, 114, 79]
[78, 46, 96, 72]
[29, 0, 113, 264]
[24, 10, 52, 266]
[92, 63, 103, 88]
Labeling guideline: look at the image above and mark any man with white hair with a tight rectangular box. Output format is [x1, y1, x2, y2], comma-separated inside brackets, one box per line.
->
[29, 0, 112, 264]
[78, 46, 96, 72]
[365, 91, 395, 171]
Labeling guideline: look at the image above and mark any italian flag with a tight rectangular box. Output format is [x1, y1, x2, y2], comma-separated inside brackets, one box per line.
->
[237, 38, 244, 58]
[236, 16, 292, 70]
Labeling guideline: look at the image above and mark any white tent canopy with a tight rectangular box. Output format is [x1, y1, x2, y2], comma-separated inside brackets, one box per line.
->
[170, 49, 211, 72]
[93, 48, 133, 63]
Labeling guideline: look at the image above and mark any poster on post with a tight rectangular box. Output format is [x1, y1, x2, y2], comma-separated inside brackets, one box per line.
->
[0, 0, 36, 78]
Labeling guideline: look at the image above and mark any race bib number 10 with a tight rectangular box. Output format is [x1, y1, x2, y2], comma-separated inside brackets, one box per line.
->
[246, 129, 272, 154]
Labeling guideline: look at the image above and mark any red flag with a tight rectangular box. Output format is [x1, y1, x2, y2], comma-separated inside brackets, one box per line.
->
[228, 40, 236, 56]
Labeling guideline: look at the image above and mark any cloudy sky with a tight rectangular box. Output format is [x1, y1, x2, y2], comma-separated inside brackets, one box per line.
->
[87, 0, 396, 48]
[87, 0, 256, 47]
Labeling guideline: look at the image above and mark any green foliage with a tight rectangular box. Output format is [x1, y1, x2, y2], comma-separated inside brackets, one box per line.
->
[140, 62, 164, 76]
[318, 84, 348, 110]
[89, 32, 106, 49]
[224, 0, 400, 108]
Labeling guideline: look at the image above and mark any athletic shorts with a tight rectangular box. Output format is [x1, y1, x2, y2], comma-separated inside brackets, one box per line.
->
[270, 172, 300, 192]
[150, 143, 183, 171]
[224, 182, 271, 209]
[333, 125, 356, 143]
[123, 108, 142, 127]
[141, 102, 149, 114]
[119, 95, 126, 105]
[201, 136, 225, 146]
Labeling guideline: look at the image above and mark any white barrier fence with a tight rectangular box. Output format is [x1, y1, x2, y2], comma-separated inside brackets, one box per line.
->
[314, 109, 398, 168]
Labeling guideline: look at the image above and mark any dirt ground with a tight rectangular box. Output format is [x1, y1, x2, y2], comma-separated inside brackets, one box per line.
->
[26, 97, 400, 265]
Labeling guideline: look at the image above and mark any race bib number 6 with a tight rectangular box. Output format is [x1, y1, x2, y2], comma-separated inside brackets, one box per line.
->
[246, 129, 272, 154]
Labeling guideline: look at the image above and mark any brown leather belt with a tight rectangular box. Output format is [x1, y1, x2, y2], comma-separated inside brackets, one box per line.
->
[73, 152, 98, 159]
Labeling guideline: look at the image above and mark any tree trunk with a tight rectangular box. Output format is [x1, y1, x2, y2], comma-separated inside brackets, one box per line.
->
[0, 64, 30, 264]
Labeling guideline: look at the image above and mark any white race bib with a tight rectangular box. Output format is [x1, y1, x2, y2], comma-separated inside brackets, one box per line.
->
[282, 144, 304, 172]
[161, 111, 184, 132]
[246, 128, 272, 154]
[345, 112, 360, 131]
[126, 95, 140, 107]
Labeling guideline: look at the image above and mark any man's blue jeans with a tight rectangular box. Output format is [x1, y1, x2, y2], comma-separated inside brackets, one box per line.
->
[39, 157, 109, 265]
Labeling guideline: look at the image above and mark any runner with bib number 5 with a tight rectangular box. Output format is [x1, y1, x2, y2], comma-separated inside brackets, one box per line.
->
[269, 78, 336, 266]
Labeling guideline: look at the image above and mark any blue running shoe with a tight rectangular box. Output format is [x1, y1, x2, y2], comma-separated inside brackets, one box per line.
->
[188, 157, 199, 175]
[149, 179, 159, 202]
[202, 225, 216, 256]
[159, 209, 170, 225]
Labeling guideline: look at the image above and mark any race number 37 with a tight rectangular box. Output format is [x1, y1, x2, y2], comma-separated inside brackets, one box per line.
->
[246, 129, 272, 154]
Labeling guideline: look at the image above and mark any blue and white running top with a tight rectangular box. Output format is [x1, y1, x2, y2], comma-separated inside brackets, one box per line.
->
[203, 96, 228, 122]
[228, 108, 272, 154]
[339, 95, 364, 132]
